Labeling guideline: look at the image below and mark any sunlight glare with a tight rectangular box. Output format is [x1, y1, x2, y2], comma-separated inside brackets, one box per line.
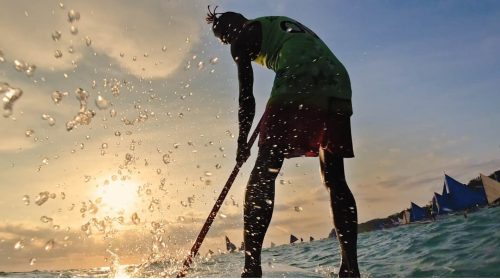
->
[93, 180, 138, 213]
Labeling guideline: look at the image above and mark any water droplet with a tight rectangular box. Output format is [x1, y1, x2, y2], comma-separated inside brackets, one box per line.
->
[162, 154, 171, 164]
[131, 213, 140, 225]
[1, 82, 23, 117]
[44, 239, 55, 251]
[25, 129, 34, 137]
[265, 199, 273, 205]
[69, 25, 78, 35]
[162, 45, 167, 52]
[204, 171, 212, 177]
[114, 131, 121, 137]
[197, 61, 204, 70]
[220, 213, 227, 218]
[215, 163, 222, 169]
[14, 240, 24, 250]
[40, 216, 53, 223]
[51, 90, 67, 104]
[54, 50, 63, 59]
[35, 191, 50, 206]
[110, 108, 117, 117]
[0, 50, 5, 63]
[268, 168, 280, 173]
[42, 157, 49, 165]
[52, 31, 62, 41]
[209, 57, 219, 65]
[29, 258, 36, 266]
[22, 195, 30, 205]
[85, 36, 92, 46]
[95, 95, 109, 110]
[101, 143, 108, 149]
[294, 206, 303, 212]
[67, 9, 80, 22]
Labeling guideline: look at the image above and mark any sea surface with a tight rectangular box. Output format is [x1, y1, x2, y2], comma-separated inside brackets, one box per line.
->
[2, 206, 499, 278]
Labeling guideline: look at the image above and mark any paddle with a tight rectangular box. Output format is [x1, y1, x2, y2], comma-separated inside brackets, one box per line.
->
[176, 118, 262, 278]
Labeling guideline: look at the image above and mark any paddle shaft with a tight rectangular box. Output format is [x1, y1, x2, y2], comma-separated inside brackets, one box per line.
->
[177, 119, 262, 277]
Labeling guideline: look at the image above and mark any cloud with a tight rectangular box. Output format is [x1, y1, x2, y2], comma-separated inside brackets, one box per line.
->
[0, 0, 204, 79]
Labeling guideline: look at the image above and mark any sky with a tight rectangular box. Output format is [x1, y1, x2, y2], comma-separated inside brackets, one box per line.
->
[0, 0, 499, 273]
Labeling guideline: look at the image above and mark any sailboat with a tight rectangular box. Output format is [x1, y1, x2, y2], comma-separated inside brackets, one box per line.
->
[309, 236, 314, 242]
[225, 236, 237, 252]
[480, 174, 500, 205]
[270, 242, 276, 248]
[290, 234, 299, 244]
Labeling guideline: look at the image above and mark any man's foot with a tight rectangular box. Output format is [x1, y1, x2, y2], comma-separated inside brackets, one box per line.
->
[241, 266, 262, 278]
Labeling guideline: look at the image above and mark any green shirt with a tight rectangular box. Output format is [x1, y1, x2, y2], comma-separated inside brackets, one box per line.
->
[251, 16, 352, 114]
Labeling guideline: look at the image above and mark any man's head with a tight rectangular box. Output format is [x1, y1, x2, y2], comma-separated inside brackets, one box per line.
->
[206, 6, 247, 44]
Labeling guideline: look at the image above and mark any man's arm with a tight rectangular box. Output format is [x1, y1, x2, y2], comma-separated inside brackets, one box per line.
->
[231, 46, 255, 163]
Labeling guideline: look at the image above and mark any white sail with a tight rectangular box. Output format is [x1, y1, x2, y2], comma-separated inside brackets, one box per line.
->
[480, 174, 500, 204]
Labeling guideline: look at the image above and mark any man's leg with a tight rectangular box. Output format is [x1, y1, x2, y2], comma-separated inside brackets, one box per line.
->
[319, 148, 360, 277]
[242, 147, 284, 277]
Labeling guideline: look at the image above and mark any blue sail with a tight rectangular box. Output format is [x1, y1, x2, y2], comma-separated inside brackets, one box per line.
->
[409, 202, 428, 222]
[433, 192, 454, 214]
[442, 183, 448, 195]
[445, 175, 487, 210]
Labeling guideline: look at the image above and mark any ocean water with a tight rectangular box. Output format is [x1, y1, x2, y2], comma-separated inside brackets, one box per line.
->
[2, 206, 499, 278]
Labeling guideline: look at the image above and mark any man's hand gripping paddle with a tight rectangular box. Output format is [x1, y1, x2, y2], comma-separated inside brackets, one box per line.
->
[176, 118, 262, 278]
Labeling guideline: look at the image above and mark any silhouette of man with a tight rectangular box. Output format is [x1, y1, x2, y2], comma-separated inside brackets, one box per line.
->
[206, 7, 359, 277]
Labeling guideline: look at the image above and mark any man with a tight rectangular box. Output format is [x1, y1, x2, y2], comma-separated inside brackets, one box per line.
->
[206, 6, 359, 277]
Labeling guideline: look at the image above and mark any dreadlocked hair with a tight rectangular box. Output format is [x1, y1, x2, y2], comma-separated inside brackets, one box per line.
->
[206, 5, 221, 24]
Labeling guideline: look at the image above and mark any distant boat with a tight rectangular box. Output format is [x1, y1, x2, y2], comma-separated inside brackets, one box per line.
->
[444, 174, 487, 210]
[290, 234, 299, 244]
[328, 228, 337, 239]
[480, 174, 500, 205]
[270, 242, 276, 248]
[309, 236, 314, 242]
[225, 236, 237, 252]
[410, 202, 428, 222]
[402, 209, 411, 224]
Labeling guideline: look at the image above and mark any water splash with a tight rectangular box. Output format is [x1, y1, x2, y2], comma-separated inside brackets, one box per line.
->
[52, 31, 62, 41]
[40, 216, 53, 223]
[85, 36, 92, 47]
[70, 25, 78, 35]
[209, 57, 219, 65]
[14, 240, 24, 250]
[54, 50, 63, 59]
[35, 191, 50, 206]
[1, 82, 23, 117]
[51, 90, 68, 104]
[44, 239, 55, 251]
[131, 212, 140, 225]
[66, 88, 96, 131]
[13, 60, 36, 76]
[95, 95, 110, 110]
[67, 10, 80, 23]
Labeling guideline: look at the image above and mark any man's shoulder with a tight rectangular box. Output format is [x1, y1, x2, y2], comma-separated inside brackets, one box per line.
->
[231, 22, 262, 60]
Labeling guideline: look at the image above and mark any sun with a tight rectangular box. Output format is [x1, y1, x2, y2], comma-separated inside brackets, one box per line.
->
[93, 179, 139, 213]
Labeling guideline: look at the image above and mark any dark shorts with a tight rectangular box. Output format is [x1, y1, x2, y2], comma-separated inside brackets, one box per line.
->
[258, 99, 354, 159]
